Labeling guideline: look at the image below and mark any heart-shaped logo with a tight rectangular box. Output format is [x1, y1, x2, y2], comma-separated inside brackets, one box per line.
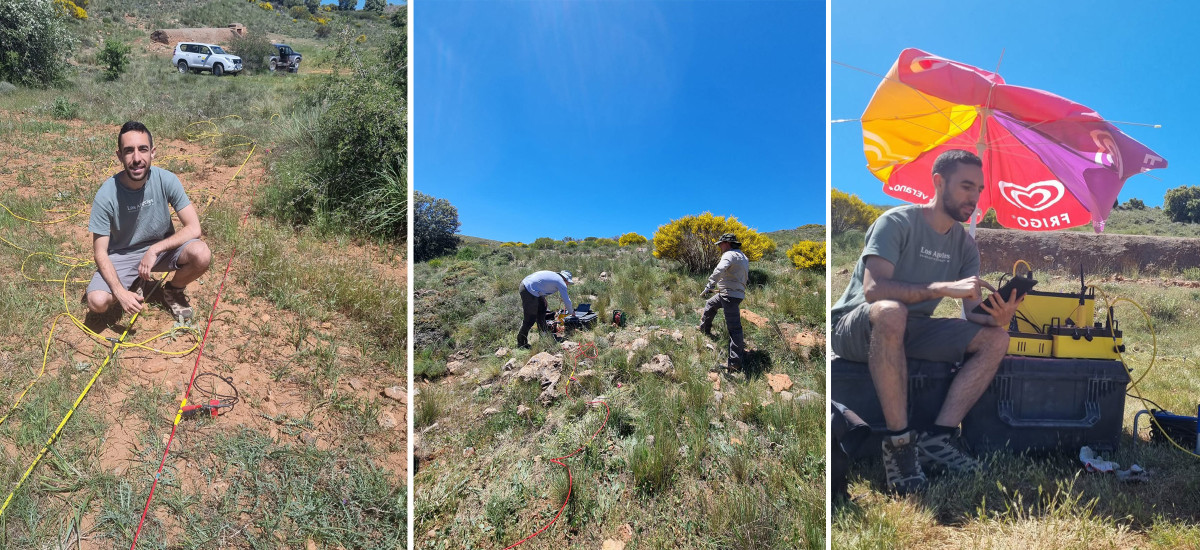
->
[998, 180, 1065, 212]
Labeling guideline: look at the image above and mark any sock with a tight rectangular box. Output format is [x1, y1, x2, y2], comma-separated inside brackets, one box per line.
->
[886, 427, 910, 437]
[925, 424, 957, 436]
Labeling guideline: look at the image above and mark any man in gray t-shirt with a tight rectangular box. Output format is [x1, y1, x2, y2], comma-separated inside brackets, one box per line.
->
[830, 149, 1021, 494]
[85, 121, 212, 321]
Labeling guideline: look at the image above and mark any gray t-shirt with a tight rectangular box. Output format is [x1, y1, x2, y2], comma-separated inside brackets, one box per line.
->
[831, 204, 980, 324]
[88, 166, 191, 255]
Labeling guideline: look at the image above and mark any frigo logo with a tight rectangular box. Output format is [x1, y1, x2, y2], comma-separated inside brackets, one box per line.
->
[998, 180, 1064, 213]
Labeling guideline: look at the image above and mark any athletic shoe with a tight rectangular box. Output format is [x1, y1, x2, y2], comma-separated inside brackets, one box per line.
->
[916, 431, 981, 474]
[881, 430, 928, 494]
[161, 284, 194, 321]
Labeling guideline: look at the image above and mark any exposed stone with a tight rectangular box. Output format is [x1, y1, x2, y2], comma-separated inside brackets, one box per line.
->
[495, 347, 510, 357]
[638, 354, 674, 375]
[766, 373, 793, 393]
[713, 391, 723, 402]
[503, 358, 517, 371]
[796, 389, 822, 403]
[600, 271, 609, 281]
[517, 352, 562, 381]
[562, 341, 580, 353]
[446, 360, 464, 374]
[741, 309, 770, 328]
[383, 386, 407, 403]
[463, 447, 475, 458]
[347, 378, 365, 391]
[780, 390, 794, 401]
[517, 404, 531, 416]
[602, 540, 625, 550]
[707, 372, 721, 390]
[378, 411, 399, 429]
[483, 407, 500, 416]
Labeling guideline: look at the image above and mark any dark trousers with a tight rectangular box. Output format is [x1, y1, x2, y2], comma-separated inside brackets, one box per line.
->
[517, 286, 549, 347]
[699, 293, 744, 366]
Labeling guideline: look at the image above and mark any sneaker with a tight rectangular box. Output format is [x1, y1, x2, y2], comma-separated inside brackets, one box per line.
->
[916, 431, 981, 474]
[881, 431, 928, 494]
[161, 284, 194, 321]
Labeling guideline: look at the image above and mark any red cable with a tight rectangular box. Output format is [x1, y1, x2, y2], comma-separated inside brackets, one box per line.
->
[129, 206, 252, 548]
[504, 343, 607, 550]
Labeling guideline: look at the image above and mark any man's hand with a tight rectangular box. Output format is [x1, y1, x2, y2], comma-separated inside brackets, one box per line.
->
[936, 276, 995, 301]
[115, 288, 145, 314]
[979, 287, 1024, 328]
[700, 287, 712, 299]
[137, 248, 158, 280]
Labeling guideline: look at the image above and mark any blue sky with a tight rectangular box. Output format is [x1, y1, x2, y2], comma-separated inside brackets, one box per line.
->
[416, 0, 824, 242]
[833, 0, 1184, 209]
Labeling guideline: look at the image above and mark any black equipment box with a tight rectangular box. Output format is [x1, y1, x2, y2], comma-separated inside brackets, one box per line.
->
[830, 357, 956, 458]
[964, 356, 1130, 453]
[544, 304, 598, 329]
[831, 355, 1130, 457]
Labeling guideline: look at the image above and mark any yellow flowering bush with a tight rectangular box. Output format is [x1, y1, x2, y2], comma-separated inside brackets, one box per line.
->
[618, 232, 648, 247]
[652, 212, 774, 273]
[787, 241, 825, 270]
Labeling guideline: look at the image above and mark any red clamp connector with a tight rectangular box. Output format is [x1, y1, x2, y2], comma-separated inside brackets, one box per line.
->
[180, 399, 222, 420]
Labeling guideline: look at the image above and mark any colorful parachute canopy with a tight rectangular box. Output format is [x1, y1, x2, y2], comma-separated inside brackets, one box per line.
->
[862, 48, 1167, 232]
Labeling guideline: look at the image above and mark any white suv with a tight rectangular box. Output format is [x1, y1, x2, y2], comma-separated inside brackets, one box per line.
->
[172, 42, 243, 76]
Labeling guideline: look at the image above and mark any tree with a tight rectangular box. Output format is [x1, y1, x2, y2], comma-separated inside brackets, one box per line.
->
[830, 188, 884, 234]
[304, 0, 319, 13]
[229, 29, 274, 73]
[0, 0, 74, 87]
[337, 0, 356, 10]
[618, 232, 648, 247]
[652, 212, 775, 274]
[414, 191, 460, 261]
[364, 0, 385, 12]
[1164, 186, 1200, 223]
[96, 39, 130, 81]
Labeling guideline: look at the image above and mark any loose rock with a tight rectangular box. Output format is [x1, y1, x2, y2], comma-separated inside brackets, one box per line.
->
[638, 354, 674, 375]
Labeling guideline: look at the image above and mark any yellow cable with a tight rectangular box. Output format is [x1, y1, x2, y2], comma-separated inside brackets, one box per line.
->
[0, 313, 69, 429]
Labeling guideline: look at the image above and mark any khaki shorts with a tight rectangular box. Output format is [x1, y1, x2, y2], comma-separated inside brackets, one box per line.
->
[831, 302, 986, 363]
[86, 239, 201, 295]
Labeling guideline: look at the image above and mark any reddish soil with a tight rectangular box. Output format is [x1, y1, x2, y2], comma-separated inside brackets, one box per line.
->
[0, 112, 406, 517]
[977, 228, 1200, 275]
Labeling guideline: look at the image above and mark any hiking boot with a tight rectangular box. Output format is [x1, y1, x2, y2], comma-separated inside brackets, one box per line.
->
[697, 324, 716, 339]
[916, 430, 981, 474]
[161, 284, 194, 321]
[881, 430, 927, 494]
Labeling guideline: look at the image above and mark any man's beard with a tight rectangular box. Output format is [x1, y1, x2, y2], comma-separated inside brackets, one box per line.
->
[943, 199, 975, 223]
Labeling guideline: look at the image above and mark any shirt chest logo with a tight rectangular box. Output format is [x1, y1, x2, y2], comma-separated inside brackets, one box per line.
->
[126, 198, 154, 211]
[919, 246, 951, 263]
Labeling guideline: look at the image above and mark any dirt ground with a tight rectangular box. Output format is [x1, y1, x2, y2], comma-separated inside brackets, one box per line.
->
[977, 228, 1200, 275]
[0, 114, 406, 514]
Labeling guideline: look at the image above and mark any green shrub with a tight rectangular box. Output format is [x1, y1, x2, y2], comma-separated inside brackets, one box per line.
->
[1164, 186, 1200, 223]
[96, 38, 130, 81]
[531, 237, 556, 250]
[229, 29, 275, 74]
[414, 191, 460, 262]
[0, 0, 74, 88]
[50, 96, 78, 119]
[0, 81, 15, 95]
[315, 22, 331, 38]
[288, 5, 309, 19]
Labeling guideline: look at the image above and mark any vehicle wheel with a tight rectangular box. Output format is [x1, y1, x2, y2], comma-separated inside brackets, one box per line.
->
[269, 60, 277, 72]
[177, 61, 188, 74]
[212, 63, 224, 77]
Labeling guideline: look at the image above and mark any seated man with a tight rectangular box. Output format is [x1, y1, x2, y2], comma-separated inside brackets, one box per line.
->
[517, 269, 575, 349]
[830, 149, 1021, 494]
[86, 121, 212, 322]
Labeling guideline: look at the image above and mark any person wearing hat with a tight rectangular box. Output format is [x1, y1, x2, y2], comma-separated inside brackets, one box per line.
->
[698, 233, 749, 371]
[517, 269, 576, 349]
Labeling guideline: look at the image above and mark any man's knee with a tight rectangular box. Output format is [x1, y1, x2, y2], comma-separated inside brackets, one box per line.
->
[973, 325, 1010, 354]
[868, 300, 907, 335]
[86, 291, 113, 313]
[182, 241, 212, 271]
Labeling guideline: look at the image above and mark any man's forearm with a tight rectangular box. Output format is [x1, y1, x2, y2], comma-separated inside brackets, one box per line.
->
[94, 252, 126, 295]
[864, 278, 947, 305]
[147, 224, 200, 256]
